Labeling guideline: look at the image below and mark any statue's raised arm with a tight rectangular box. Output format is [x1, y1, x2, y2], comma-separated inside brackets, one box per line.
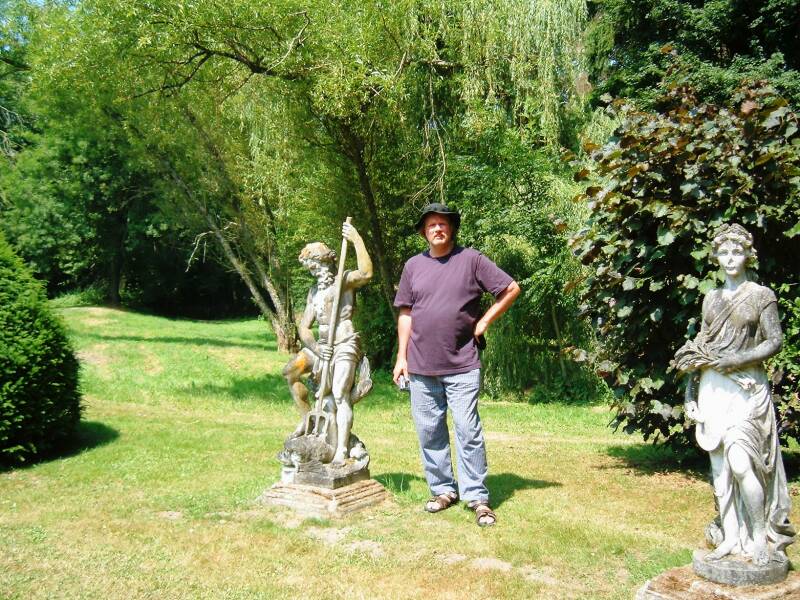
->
[342, 222, 373, 289]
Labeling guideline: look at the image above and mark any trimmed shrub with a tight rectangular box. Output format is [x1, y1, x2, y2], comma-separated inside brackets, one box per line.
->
[572, 83, 800, 445]
[0, 233, 81, 465]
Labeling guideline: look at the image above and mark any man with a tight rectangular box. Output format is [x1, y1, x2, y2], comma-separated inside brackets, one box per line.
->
[282, 221, 373, 464]
[393, 202, 520, 526]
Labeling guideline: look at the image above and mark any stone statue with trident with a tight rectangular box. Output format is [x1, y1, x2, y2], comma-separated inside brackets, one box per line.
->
[281, 219, 373, 468]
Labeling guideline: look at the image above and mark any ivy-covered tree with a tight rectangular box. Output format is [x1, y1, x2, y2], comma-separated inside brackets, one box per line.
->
[572, 83, 800, 444]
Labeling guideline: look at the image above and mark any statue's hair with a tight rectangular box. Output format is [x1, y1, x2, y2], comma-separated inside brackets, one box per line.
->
[298, 242, 336, 264]
[710, 223, 758, 268]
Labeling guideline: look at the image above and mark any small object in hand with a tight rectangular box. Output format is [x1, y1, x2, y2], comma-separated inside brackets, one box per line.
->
[475, 334, 486, 351]
[397, 375, 410, 392]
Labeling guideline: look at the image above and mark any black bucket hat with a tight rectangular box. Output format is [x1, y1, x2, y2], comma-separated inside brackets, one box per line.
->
[414, 202, 461, 231]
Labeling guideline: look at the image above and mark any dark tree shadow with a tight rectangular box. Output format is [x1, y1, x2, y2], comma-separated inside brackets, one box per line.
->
[777, 450, 800, 482]
[374, 471, 560, 509]
[486, 472, 561, 508]
[183, 372, 289, 401]
[605, 443, 708, 479]
[1, 420, 119, 472]
[606, 444, 800, 484]
[79, 331, 277, 351]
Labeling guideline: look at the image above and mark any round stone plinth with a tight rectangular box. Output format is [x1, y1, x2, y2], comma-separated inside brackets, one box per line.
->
[637, 564, 800, 600]
[692, 549, 789, 586]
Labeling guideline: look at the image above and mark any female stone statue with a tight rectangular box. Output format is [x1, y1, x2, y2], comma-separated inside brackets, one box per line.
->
[673, 223, 794, 566]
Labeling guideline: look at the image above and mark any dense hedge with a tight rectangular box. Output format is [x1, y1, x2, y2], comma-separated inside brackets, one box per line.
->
[572, 84, 800, 446]
[0, 233, 81, 465]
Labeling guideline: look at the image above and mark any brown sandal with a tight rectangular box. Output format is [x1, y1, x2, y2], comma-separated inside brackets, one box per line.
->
[425, 491, 459, 513]
[469, 501, 497, 527]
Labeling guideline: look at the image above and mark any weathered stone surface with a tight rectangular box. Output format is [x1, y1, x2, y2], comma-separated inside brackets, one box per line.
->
[637, 564, 800, 600]
[292, 466, 370, 489]
[672, 225, 795, 568]
[280, 221, 375, 468]
[258, 479, 389, 519]
[279, 447, 371, 489]
[692, 550, 789, 587]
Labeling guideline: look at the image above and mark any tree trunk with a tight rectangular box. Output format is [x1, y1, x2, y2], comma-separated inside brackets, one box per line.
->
[337, 122, 397, 313]
[180, 108, 298, 351]
[246, 247, 298, 352]
[106, 205, 128, 306]
[154, 149, 288, 344]
[550, 303, 567, 379]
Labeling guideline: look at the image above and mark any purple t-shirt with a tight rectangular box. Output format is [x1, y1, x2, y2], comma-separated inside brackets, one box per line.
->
[393, 246, 514, 376]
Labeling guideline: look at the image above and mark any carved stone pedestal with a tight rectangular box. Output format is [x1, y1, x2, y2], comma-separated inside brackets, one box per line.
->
[636, 564, 800, 600]
[258, 479, 389, 519]
[288, 467, 371, 488]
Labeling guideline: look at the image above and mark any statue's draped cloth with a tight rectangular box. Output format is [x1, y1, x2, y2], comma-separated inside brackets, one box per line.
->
[674, 281, 795, 558]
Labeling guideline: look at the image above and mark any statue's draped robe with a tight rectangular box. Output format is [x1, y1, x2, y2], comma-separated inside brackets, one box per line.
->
[675, 281, 795, 559]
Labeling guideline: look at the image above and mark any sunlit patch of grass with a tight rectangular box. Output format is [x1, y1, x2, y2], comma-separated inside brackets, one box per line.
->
[1, 306, 798, 599]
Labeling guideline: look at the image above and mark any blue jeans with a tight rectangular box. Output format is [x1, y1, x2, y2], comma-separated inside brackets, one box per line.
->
[409, 369, 489, 503]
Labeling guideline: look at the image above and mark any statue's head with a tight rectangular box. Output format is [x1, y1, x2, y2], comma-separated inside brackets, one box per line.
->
[299, 242, 336, 276]
[710, 223, 758, 270]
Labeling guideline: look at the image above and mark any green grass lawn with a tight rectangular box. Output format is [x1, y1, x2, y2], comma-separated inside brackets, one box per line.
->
[2, 307, 798, 599]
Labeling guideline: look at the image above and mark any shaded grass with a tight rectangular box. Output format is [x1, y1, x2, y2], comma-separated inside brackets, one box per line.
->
[1, 306, 798, 599]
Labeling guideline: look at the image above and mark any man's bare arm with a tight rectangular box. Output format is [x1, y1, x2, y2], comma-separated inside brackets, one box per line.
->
[474, 281, 521, 337]
[393, 307, 412, 383]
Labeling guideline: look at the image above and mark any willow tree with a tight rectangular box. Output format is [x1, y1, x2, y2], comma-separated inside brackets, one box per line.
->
[31, 0, 590, 369]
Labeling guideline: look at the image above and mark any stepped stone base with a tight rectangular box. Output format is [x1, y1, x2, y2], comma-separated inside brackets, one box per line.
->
[637, 565, 800, 600]
[258, 479, 389, 518]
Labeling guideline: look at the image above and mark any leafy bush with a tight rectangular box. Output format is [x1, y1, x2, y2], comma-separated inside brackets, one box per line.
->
[773, 291, 800, 440]
[572, 84, 800, 445]
[48, 284, 109, 310]
[0, 233, 81, 465]
[586, 0, 800, 108]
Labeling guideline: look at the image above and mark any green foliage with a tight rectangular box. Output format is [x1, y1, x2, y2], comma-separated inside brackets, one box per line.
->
[28, 0, 592, 358]
[572, 83, 800, 444]
[48, 284, 109, 310]
[4, 0, 594, 369]
[0, 0, 32, 157]
[445, 123, 597, 396]
[0, 232, 81, 465]
[352, 288, 397, 368]
[773, 289, 800, 440]
[0, 122, 126, 295]
[0, 28, 255, 317]
[586, 0, 800, 107]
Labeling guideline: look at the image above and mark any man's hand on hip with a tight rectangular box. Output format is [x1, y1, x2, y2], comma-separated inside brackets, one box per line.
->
[473, 318, 489, 338]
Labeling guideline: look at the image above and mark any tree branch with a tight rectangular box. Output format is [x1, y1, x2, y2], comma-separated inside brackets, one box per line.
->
[0, 55, 30, 71]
